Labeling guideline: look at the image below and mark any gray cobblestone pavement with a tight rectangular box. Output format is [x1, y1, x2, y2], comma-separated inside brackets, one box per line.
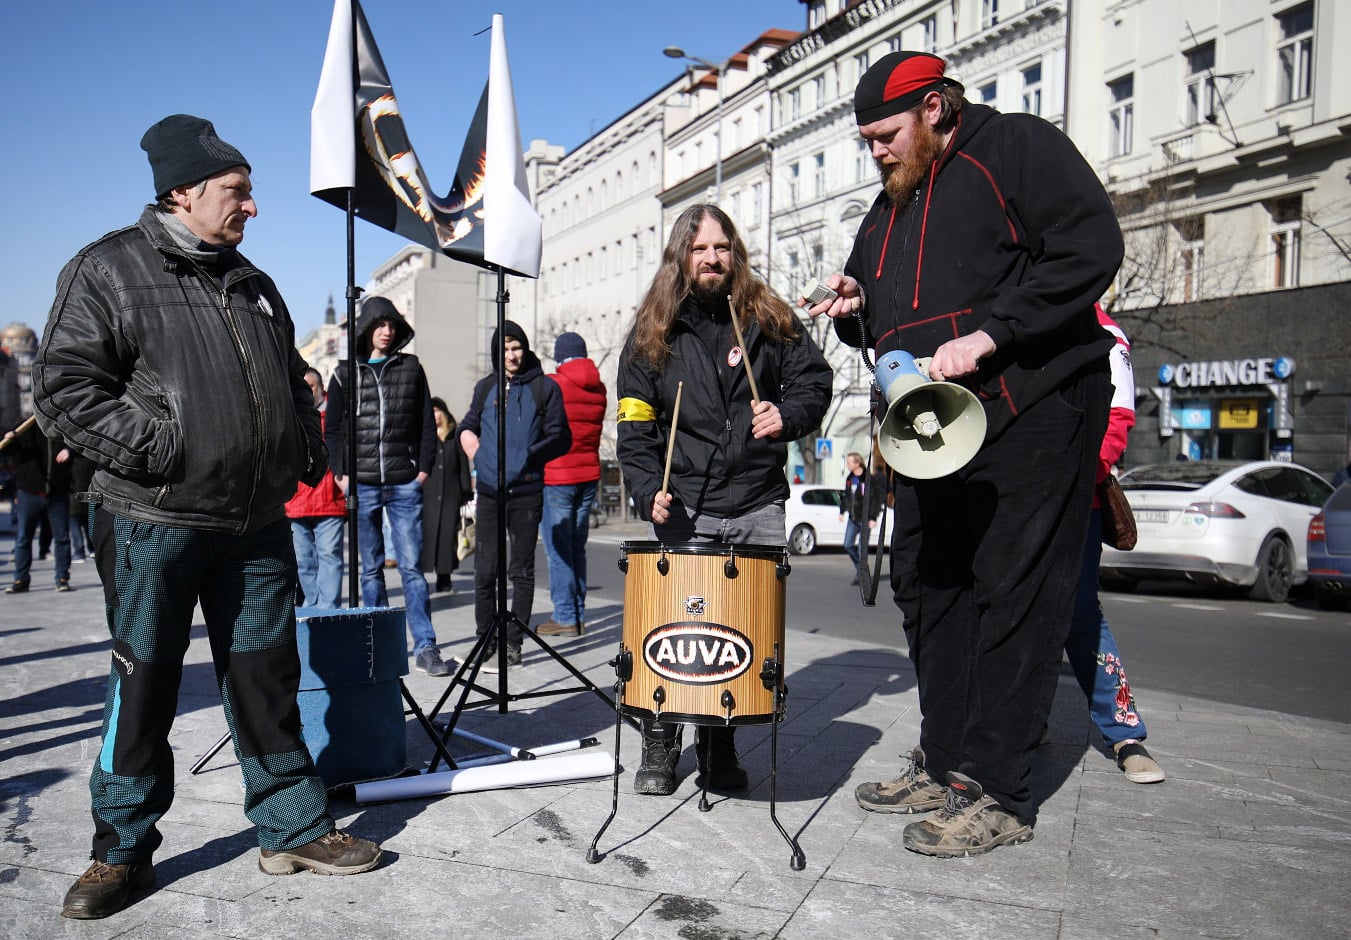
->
[2, 511, 1349, 938]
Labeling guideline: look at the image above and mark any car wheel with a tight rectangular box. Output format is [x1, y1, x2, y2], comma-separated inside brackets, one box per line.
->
[788, 523, 817, 556]
[1248, 535, 1293, 603]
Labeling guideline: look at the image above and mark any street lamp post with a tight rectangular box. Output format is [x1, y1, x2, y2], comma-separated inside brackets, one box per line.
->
[664, 46, 724, 205]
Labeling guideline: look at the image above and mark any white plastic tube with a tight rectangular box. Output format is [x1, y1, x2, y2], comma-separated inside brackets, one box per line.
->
[352, 751, 617, 804]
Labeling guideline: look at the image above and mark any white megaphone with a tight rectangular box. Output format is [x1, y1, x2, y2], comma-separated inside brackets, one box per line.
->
[875, 350, 987, 480]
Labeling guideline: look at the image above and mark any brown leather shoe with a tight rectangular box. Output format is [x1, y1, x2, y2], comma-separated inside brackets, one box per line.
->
[61, 859, 155, 919]
[537, 619, 583, 636]
[258, 829, 382, 875]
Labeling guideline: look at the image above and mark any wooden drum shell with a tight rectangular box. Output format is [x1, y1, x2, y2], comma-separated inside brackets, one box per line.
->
[619, 541, 787, 726]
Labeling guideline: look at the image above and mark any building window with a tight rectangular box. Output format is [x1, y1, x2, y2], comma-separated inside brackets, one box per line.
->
[888, 34, 904, 54]
[807, 0, 826, 30]
[789, 88, 802, 122]
[755, 105, 766, 137]
[752, 182, 764, 221]
[855, 139, 870, 182]
[979, 81, 996, 106]
[921, 16, 937, 53]
[788, 162, 800, 205]
[1184, 41, 1217, 127]
[982, 0, 1000, 30]
[1270, 196, 1302, 288]
[1276, 3, 1313, 104]
[854, 51, 870, 87]
[730, 190, 742, 223]
[731, 117, 742, 151]
[1174, 217, 1204, 302]
[1108, 74, 1134, 158]
[1021, 62, 1042, 116]
[812, 243, 824, 273]
[813, 152, 826, 199]
[813, 75, 827, 109]
[787, 249, 799, 274]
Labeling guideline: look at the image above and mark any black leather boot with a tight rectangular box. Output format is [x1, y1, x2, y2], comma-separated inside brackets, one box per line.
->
[633, 722, 683, 795]
[696, 726, 748, 790]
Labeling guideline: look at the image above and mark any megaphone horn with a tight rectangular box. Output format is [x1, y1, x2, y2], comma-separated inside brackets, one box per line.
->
[874, 350, 987, 480]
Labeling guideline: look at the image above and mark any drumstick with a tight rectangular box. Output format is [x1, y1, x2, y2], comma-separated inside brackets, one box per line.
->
[0, 415, 37, 452]
[660, 381, 683, 497]
[727, 295, 760, 404]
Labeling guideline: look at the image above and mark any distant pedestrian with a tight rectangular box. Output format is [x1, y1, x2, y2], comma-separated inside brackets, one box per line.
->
[538, 332, 606, 637]
[422, 397, 472, 593]
[839, 451, 883, 585]
[3, 422, 73, 593]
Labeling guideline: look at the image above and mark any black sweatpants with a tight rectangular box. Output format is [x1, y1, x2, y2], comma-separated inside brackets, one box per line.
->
[890, 365, 1109, 819]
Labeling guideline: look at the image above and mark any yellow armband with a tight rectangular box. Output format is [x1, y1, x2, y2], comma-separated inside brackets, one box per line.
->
[616, 397, 657, 423]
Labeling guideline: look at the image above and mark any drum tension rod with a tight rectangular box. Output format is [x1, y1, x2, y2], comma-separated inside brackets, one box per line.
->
[652, 685, 665, 719]
[721, 690, 735, 722]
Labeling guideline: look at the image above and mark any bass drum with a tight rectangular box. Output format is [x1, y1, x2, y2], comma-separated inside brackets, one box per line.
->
[617, 540, 789, 726]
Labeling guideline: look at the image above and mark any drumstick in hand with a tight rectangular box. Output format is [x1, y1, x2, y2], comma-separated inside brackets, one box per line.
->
[660, 381, 683, 498]
[727, 295, 760, 404]
[0, 415, 37, 452]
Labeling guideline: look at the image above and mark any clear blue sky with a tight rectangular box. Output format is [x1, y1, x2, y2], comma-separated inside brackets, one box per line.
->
[1, 0, 803, 338]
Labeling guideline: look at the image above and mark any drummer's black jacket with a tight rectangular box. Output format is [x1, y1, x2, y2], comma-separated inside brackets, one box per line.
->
[616, 296, 832, 522]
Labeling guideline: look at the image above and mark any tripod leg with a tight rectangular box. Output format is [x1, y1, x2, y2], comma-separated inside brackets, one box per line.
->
[697, 726, 713, 813]
[189, 730, 232, 775]
[402, 679, 459, 772]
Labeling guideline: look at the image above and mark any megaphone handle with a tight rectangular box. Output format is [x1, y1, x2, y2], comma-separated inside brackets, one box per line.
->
[912, 357, 933, 380]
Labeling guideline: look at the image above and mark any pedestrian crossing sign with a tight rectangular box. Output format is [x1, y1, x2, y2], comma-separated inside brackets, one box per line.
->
[815, 438, 833, 460]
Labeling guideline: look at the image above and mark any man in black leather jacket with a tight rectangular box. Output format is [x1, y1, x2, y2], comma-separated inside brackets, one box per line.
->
[32, 114, 380, 920]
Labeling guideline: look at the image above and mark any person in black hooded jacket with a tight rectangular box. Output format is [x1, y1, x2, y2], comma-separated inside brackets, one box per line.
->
[458, 320, 571, 669]
[326, 296, 448, 677]
[806, 52, 1122, 858]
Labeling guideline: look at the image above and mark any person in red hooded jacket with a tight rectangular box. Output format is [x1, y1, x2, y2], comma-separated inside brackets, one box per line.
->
[537, 332, 606, 636]
[285, 368, 345, 608]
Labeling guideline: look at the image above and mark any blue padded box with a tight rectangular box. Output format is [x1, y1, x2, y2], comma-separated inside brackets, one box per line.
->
[295, 607, 409, 786]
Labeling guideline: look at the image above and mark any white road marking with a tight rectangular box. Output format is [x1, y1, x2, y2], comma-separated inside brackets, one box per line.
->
[1173, 603, 1225, 611]
[1254, 611, 1313, 621]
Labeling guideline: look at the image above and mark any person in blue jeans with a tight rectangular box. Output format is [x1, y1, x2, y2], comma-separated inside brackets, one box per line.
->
[538, 332, 606, 637]
[286, 368, 345, 609]
[1062, 307, 1163, 784]
[326, 297, 449, 676]
[839, 451, 883, 585]
[3, 423, 72, 593]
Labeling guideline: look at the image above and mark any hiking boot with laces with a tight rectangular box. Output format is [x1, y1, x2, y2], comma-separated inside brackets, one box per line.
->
[258, 829, 382, 875]
[695, 726, 748, 790]
[61, 858, 155, 919]
[902, 771, 1033, 857]
[855, 746, 946, 814]
[633, 728, 682, 795]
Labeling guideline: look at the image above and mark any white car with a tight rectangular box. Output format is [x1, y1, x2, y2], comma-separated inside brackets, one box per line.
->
[784, 482, 892, 556]
[1099, 460, 1334, 603]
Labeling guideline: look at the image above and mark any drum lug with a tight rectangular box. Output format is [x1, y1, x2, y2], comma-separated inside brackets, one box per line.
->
[759, 657, 781, 691]
[618, 555, 629, 574]
[720, 689, 735, 721]
[612, 649, 633, 682]
[776, 561, 791, 579]
[656, 551, 669, 575]
[652, 685, 665, 718]
[724, 557, 738, 578]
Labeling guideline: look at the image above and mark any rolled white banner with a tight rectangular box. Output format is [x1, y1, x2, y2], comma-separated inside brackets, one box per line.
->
[353, 751, 618, 804]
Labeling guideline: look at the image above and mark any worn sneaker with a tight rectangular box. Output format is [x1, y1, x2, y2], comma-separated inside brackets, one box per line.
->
[855, 747, 946, 814]
[481, 644, 522, 673]
[537, 619, 583, 637]
[4, 581, 29, 595]
[902, 772, 1033, 857]
[414, 646, 452, 676]
[258, 829, 382, 876]
[56, 580, 73, 592]
[695, 726, 748, 789]
[633, 730, 683, 795]
[61, 859, 155, 919]
[1114, 740, 1165, 784]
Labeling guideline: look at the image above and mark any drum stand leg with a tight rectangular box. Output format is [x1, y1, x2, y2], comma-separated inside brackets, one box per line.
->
[767, 645, 806, 871]
[587, 674, 628, 864]
[697, 730, 714, 813]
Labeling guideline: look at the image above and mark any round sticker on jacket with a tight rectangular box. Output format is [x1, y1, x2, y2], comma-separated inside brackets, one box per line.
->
[728, 346, 743, 368]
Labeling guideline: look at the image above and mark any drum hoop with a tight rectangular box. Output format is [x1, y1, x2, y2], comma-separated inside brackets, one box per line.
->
[620, 539, 787, 562]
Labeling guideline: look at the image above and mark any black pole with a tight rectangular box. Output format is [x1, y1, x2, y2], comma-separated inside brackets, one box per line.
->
[344, 187, 362, 608]
[491, 266, 510, 703]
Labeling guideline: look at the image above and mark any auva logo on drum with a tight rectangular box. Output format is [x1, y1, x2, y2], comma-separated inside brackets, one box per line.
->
[643, 623, 753, 684]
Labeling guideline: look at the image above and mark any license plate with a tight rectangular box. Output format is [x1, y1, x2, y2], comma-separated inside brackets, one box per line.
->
[1135, 509, 1168, 523]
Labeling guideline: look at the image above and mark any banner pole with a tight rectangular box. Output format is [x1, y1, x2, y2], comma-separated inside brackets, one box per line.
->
[344, 186, 362, 608]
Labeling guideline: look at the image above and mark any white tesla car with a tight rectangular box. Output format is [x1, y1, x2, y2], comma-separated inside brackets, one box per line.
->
[1099, 460, 1334, 603]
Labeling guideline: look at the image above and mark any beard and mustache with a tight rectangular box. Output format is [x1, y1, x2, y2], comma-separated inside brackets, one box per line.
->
[877, 118, 946, 206]
[689, 266, 731, 305]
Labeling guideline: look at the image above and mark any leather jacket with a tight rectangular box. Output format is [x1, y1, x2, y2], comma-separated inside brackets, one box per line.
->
[32, 207, 324, 534]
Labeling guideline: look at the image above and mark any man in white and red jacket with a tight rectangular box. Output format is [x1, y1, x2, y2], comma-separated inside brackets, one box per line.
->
[538, 332, 606, 636]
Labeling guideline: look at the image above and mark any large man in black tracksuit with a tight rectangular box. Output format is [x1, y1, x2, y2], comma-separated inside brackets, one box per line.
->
[617, 204, 833, 796]
[807, 52, 1123, 857]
